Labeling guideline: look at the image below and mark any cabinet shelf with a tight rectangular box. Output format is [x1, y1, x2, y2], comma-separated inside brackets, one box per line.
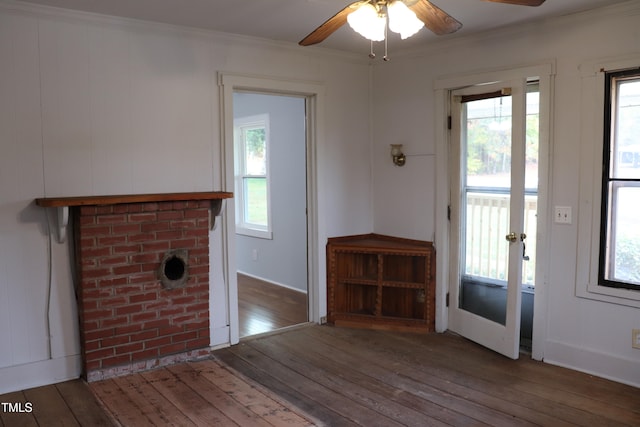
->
[327, 234, 435, 333]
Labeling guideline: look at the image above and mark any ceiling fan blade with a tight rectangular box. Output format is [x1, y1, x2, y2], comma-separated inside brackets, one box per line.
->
[408, 0, 463, 36]
[482, 0, 545, 6]
[299, 2, 363, 46]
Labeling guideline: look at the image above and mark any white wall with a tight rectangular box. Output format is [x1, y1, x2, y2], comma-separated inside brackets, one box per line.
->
[234, 92, 307, 292]
[371, 2, 640, 387]
[0, 1, 372, 393]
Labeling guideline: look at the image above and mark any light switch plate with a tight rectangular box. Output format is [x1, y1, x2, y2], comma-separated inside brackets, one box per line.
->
[554, 206, 572, 224]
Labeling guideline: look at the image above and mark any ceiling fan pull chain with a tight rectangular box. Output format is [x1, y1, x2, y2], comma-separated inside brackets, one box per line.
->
[383, 19, 389, 61]
[369, 40, 375, 59]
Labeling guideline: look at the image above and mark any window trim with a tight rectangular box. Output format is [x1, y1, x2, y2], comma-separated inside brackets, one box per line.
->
[576, 55, 640, 307]
[234, 114, 273, 240]
[598, 69, 640, 291]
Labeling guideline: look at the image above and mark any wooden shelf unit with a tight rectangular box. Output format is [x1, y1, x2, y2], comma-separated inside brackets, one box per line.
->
[326, 234, 435, 332]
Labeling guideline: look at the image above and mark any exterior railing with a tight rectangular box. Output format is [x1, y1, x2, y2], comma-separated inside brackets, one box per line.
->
[465, 192, 537, 286]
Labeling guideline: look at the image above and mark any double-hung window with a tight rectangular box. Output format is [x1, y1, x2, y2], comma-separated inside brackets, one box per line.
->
[600, 69, 640, 291]
[234, 114, 272, 239]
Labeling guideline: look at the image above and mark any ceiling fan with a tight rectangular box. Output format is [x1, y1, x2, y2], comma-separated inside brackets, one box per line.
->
[299, 0, 546, 53]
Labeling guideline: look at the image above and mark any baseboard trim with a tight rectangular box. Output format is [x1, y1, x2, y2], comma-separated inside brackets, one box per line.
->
[237, 271, 308, 294]
[0, 355, 82, 394]
[544, 339, 640, 388]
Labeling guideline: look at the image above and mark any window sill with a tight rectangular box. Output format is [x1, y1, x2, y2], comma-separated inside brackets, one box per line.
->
[236, 227, 272, 240]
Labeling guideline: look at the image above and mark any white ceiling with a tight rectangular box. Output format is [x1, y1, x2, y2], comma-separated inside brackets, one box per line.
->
[15, 0, 628, 55]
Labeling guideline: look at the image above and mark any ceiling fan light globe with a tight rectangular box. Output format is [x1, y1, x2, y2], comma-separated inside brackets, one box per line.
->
[347, 3, 386, 41]
[387, 0, 424, 39]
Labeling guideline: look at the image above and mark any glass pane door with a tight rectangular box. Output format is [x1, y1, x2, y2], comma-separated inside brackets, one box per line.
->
[448, 80, 527, 359]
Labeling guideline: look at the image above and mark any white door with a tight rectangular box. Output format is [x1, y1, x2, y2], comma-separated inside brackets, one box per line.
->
[448, 79, 529, 359]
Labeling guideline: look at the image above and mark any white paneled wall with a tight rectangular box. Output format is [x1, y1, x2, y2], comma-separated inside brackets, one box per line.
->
[0, 2, 372, 393]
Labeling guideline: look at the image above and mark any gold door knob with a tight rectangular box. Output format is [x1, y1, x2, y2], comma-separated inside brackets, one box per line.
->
[506, 232, 518, 242]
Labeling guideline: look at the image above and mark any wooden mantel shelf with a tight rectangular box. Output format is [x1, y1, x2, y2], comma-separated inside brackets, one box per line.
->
[35, 191, 233, 244]
[35, 191, 233, 207]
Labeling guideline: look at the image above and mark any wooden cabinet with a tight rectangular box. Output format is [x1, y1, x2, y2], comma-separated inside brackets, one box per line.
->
[326, 234, 435, 332]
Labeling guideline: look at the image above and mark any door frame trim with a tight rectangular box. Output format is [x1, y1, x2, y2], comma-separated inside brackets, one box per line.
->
[218, 73, 325, 345]
[434, 62, 555, 360]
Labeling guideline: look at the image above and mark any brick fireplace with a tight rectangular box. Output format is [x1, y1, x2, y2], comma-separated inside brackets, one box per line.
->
[36, 192, 232, 381]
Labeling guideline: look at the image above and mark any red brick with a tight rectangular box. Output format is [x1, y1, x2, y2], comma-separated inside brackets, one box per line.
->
[96, 206, 114, 215]
[145, 336, 171, 349]
[129, 292, 158, 303]
[131, 311, 157, 323]
[144, 318, 170, 330]
[131, 253, 160, 264]
[114, 284, 144, 295]
[83, 328, 114, 341]
[142, 241, 170, 252]
[82, 308, 113, 322]
[98, 277, 128, 288]
[98, 235, 128, 246]
[85, 347, 115, 361]
[184, 320, 209, 331]
[81, 225, 111, 237]
[141, 221, 170, 232]
[186, 337, 210, 349]
[81, 247, 112, 259]
[112, 224, 141, 235]
[97, 214, 127, 224]
[113, 264, 142, 276]
[169, 238, 197, 249]
[142, 203, 159, 212]
[101, 354, 131, 368]
[157, 211, 183, 221]
[186, 302, 209, 313]
[169, 219, 196, 229]
[160, 306, 184, 317]
[115, 324, 143, 336]
[101, 335, 130, 348]
[115, 304, 143, 316]
[128, 233, 155, 244]
[99, 296, 128, 307]
[128, 272, 157, 284]
[155, 230, 183, 240]
[129, 329, 158, 342]
[99, 256, 128, 266]
[113, 244, 140, 254]
[100, 315, 129, 329]
[115, 342, 143, 355]
[159, 342, 186, 355]
[79, 206, 98, 216]
[128, 213, 157, 223]
[171, 295, 197, 305]
[171, 331, 197, 343]
[131, 348, 159, 361]
[184, 209, 208, 219]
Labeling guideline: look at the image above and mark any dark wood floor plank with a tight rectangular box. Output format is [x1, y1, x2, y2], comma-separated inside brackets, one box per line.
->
[218, 342, 391, 426]
[184, 359, 315, 427]
[411, 329, 640, 413]
[306, 326, 580, 425]
[56, 380, 117, 427]
[215, 347, 351, 427]
[141, 367, 239, 426]
[249, 333, 459, 427]
[23, 384, 80, 426]
[0, 391, 37, 427]
[309, 326, 640, 427]
[238, 273, 308, 338]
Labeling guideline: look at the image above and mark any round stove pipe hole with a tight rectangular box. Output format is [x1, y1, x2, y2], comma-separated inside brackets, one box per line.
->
[159, 249, 189, 289]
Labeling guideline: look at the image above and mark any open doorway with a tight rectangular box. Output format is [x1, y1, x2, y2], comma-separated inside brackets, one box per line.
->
[232, 91, 309, 338]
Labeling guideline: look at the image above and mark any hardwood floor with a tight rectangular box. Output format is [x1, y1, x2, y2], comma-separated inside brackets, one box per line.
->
[3, 325, 639, 426]
[0, 380, 116, 427]
[238, 273, 308, 338]
[216, 325, 640, 427]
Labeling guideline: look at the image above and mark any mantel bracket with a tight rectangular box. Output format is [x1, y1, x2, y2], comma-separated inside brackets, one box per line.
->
[56, 206, 69, 244]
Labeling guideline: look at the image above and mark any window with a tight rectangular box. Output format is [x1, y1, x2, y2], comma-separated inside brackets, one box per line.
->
[235, 114, 272, 239]
[600, 69, 640, 291]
